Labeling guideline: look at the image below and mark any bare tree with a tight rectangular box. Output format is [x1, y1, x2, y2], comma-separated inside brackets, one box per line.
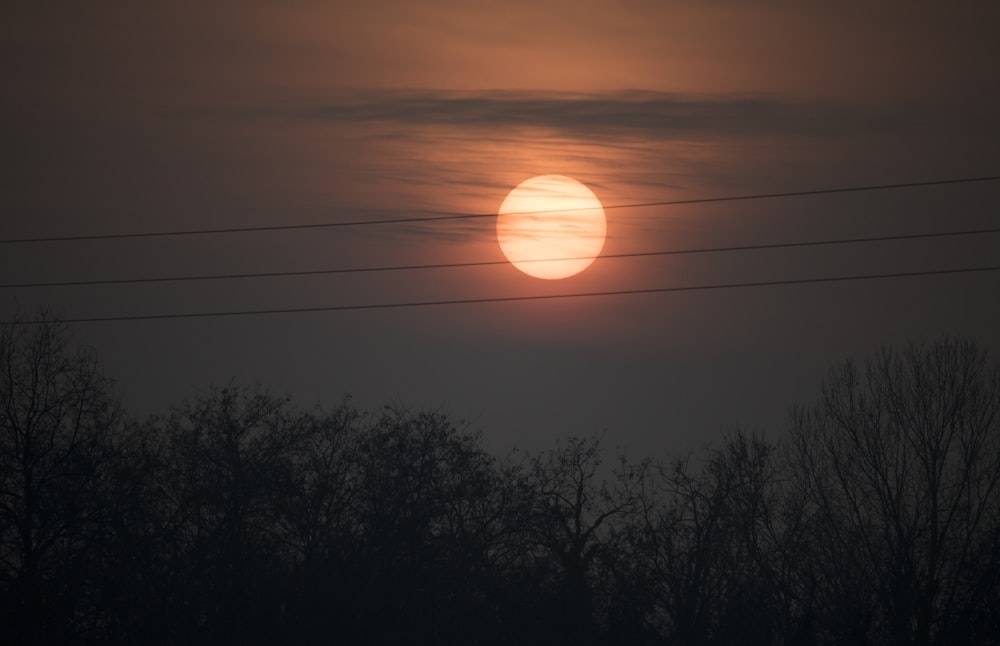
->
[338, 406, 518, 645]
[523, 433, 647, 644]
[788, 339, 1000, 645]
[628, 430, 785, 645]
[272, 402, 359, 570]
[0, 315, 123, 643]
[153, 383, 309, 643]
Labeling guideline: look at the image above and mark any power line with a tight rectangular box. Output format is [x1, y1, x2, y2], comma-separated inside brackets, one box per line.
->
[4, 265, 997, 325]
[3, 227, 998, 290]
[2, 175, 998, 245]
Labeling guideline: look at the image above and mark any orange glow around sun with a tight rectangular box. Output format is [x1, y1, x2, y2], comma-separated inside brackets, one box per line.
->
[496, 175, 607, 279]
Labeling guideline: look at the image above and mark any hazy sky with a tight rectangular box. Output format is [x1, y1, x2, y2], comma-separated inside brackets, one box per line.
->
[3, 1, 999, 456]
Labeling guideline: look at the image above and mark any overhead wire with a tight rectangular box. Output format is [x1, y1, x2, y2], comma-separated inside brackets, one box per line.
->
[3, 173, 996, 324]
[2, 226, 998, 289]
[1, 175, 998, 245]
[3, 265, 998, 325]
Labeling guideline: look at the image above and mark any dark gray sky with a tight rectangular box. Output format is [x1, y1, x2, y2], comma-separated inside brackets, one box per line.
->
[3, 1, 999, 456]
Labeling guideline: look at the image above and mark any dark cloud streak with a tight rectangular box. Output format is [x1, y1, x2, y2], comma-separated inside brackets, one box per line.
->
[255, 90, 945, 140]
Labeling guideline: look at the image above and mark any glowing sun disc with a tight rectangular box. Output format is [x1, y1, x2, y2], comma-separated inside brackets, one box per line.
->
[496, 175, 607, 280]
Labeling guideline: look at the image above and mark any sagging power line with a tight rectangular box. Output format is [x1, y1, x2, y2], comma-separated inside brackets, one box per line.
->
[1, 175, 997, 245]
[4, 265, 997, 325]
[3, 226, 997, 290]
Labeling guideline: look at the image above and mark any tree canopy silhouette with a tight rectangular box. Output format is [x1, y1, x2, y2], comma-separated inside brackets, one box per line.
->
[1, 317, 997, 645]
[788, 340, 1000, 645]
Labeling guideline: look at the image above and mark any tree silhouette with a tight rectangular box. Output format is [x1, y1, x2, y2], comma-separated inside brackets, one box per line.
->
[788, 339, 1000, 645]
[298, 405, 519, 645]
[3, 316, 998, 644]
[151, 384, 310, 643]
[269, 401, 361, 642]
[522, 433, 647, 645]
[625, 430, 783, 645]
[0, 315, 124, 643]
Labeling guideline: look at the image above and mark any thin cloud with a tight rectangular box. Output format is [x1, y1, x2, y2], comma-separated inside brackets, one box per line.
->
[268, 90, 908, 139]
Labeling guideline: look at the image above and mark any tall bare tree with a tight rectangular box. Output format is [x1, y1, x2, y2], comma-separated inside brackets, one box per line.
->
[523, 433, 647, 644]
[152, 383, 309, 643]
[788, 339, 1000, 645]
[0, 315, 123, 643]
[628, 430, 785, 645]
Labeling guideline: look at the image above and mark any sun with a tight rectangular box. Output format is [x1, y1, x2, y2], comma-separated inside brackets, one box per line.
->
[496, 175, 607, 280]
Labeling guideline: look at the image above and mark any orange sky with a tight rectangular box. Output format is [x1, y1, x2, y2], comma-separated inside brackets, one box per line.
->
[7, 2, 997, 106]
[2, 1, 998, 454]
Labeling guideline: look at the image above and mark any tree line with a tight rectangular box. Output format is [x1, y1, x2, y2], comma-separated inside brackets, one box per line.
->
[1, 316, 998, 644]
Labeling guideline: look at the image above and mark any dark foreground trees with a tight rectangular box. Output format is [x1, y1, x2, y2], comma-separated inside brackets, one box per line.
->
[1, 318, 998, 645]
[628, 430, 786, 646]
[788, 340, 1000, 645]
[0, 316, 127, 643]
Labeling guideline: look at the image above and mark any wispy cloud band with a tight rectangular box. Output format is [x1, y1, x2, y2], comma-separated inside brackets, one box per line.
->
[260, 89, 930, 139]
